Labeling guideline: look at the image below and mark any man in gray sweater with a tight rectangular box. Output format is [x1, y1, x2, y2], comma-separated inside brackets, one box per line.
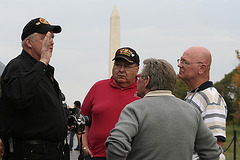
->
[105, 58, 222, 160]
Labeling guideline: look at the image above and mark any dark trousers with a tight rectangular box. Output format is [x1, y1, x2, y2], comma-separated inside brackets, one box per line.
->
[69, 131, 75, 149]
[3, 140, 64, 160]
[84, 156, 106, 160]
[69, 131, 79, 150]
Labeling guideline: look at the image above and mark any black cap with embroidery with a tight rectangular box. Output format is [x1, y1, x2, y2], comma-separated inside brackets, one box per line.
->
[112, 47, 140, 66]
[21, 17, 61, 41]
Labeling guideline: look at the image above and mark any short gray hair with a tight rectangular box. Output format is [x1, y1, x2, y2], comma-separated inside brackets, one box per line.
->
[141, 58, 176, 92]
[21, 32, 37, 48]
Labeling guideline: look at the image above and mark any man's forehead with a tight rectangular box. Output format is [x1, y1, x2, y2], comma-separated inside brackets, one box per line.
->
[182, 51, 194, 59]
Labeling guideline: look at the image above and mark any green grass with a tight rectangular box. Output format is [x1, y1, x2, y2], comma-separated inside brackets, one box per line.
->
[223, 125, 240, 160]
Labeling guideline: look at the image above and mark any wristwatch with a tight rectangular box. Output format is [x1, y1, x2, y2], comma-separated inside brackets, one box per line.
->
[83, 146, 88, 150]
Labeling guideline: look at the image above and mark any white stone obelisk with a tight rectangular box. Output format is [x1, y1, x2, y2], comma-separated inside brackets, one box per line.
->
[109, 5, 120, 77]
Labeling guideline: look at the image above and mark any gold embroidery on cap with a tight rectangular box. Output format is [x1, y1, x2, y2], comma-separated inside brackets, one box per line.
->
[120, 49, 135, 57]
[39, 18, 49, 24]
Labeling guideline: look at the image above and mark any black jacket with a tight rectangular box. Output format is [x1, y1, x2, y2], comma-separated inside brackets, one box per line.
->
[0, 50, 67, 142]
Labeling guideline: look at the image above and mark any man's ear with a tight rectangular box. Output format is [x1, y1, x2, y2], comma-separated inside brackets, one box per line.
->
[25, 38, 32, 49]
[199, 64, 206, 74]
[135, 66, 139, 75]
[144, 76, 150, 88]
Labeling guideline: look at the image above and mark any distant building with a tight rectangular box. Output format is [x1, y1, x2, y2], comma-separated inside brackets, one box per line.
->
[109, 5, 120, 77]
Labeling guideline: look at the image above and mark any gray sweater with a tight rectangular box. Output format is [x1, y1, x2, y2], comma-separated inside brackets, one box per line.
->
[105, 90, 222, 160]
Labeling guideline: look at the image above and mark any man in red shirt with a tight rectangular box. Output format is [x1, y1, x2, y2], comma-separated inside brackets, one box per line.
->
[81, 47, 140, 160]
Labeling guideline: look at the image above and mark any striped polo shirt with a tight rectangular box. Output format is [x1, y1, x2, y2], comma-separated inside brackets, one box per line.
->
[184, 81, 227, 142]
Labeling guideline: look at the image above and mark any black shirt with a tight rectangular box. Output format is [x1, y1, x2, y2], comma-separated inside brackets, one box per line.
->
[0, 50, 67, 142]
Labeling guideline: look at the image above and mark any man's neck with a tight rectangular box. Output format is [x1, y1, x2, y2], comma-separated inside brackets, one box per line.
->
[23, 48, 40, 61]
[187, 78, 209, 91]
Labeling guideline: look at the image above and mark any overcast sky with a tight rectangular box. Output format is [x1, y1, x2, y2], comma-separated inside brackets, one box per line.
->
[0, 0, 239, 106]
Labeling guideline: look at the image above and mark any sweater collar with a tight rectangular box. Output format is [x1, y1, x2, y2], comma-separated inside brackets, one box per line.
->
[144, 90, 174, 98]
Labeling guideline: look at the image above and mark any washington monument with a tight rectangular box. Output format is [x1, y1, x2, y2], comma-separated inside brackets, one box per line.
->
[109, 5, 120, 77]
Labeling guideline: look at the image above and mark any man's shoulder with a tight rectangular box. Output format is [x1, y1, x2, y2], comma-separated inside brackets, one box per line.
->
[6, 54, 22, 65]
[93, 79, 109, 87]
[203, 86, 218, 92]
[135, 95, 190, 106]
[2, 55, 23, 74]
[193, 87, 226, 109]
[200, 87, 222, 100]
[87, 79, 110, 93]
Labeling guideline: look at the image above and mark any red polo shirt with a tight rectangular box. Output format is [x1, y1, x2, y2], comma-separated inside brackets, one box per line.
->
[81, 77, 140, 157]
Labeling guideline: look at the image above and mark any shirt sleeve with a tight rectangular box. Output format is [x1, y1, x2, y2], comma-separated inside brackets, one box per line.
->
[194, 109, 223, 159]
[81, 84, 95, 118]
[105, 103, 139, 160]
[203, 96, 227, 142]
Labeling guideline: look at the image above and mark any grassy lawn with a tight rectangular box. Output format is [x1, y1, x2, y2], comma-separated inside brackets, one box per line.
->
[223, 125, 240, 159]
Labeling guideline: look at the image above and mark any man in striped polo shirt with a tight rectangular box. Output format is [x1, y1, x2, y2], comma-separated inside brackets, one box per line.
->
[177, 46, 227, 160]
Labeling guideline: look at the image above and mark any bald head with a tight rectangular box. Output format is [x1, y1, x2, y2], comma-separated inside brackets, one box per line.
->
[184, 46, 212, 67]
[178, 46, 212, 90]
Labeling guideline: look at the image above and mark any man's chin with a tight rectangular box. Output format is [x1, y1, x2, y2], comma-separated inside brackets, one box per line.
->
[116, 76, 127, 81]
[116, 79, 126, 84]
[177, 73, 183, 79]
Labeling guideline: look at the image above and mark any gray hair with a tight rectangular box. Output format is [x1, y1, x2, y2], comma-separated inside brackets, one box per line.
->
[141, 58, 176, 92]
[21, 33, 37, 48]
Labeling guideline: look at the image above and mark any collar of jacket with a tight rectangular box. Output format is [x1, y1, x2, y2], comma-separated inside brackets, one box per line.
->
[144, 90, 174, 97]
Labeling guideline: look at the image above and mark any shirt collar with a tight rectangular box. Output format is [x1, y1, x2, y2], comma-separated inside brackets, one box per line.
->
[144, 90, 174, 98]
[190, 81, 213, 93]
[22, 49, 38, 64]
[21, 49, 55, 75]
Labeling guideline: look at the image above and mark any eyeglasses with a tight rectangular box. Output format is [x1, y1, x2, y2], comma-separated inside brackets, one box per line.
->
[114, 63, 137, 71]
[177, 59, 203, 66]
[136, 74, 147, 80]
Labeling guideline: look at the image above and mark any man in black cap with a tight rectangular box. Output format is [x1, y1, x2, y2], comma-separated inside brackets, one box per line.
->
[81, 47, 140, 160]
[0, 17, 67, 160]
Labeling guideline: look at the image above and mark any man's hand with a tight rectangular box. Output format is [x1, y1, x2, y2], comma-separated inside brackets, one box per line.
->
[40, 32, 54, 65]
[82, 146, 93, 158]
[217, 140, 224, 147]
[0, 138, 4, 159]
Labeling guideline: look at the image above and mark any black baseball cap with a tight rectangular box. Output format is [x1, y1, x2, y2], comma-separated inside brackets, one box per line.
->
[21, 17, 61, 41]
[112, 47, 140, 66]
